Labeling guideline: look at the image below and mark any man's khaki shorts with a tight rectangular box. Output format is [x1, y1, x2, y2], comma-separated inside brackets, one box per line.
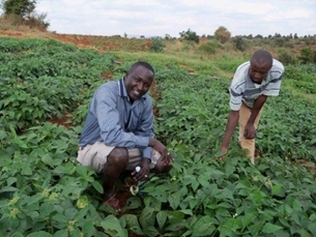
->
[77, 141, 161, 173]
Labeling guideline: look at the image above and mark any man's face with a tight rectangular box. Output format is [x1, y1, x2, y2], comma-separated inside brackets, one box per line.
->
[124, 65, 153, 101]
[249, 60, 272, 84]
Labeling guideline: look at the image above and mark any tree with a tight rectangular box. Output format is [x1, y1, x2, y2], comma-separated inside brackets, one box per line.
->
[1, 0, 36, 18]
[179, 28, 199, 43]
[214, 26, 231, 44]
[164, 34, 172, 40]
[254, 34, 263, 39]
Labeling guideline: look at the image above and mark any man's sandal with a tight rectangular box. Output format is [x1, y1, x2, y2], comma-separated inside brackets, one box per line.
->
[102, 190, 121, 211]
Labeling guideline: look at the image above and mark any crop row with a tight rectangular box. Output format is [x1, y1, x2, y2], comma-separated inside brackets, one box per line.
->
[0, 37, 315, 236]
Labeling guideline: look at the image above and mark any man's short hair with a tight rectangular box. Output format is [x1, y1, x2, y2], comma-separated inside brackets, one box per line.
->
[129, 61, 155, 75]
[251, 50, 273, 66]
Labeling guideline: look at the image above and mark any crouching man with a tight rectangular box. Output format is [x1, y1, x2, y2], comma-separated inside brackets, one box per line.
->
[77, 61, 173, 209]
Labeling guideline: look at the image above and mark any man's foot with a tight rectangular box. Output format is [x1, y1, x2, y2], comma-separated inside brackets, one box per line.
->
[102, 190, 121, 211]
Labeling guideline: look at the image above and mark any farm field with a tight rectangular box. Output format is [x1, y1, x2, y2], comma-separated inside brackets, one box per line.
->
[0, 34, 316, 237]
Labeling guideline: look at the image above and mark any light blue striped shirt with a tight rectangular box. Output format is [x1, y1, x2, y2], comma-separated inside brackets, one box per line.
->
[79, 77, 154, 160]
[229, 59, 284, 110]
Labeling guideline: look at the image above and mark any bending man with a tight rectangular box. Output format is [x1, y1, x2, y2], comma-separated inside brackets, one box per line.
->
[220, 50, 284, 164]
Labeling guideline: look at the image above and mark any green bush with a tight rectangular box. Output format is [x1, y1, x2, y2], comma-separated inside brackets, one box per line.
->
[278, 51, 297, 65]
[150, 37, 165, 52]
[197, 41, 217, 54]
[232, 36, 248, 52]
[299, 47, 314, 64]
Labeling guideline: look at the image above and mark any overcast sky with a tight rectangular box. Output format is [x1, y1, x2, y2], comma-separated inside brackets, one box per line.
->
[36, 0, 316, 38]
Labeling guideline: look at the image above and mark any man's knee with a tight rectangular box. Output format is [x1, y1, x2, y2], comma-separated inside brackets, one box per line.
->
[107, 147, 129, 168]
[154, 160, 172, 174]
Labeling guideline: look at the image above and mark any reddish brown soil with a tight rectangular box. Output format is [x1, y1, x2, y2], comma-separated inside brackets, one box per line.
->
[0, 29, 23, 37]
[296, 159, 316, 177]
[47, 112, 72, 128]
[103, 72, 114, 81]
[150, 82, 160, 117]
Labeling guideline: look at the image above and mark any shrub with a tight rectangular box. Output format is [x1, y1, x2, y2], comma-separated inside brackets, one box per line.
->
[274, 38, 285, 47]
[197, 41, 217, 54]
[278, 51, 297, 65]
[232, 36, 248, 52]
[299, 47, 313, 64]
[150, 37, 165, 52]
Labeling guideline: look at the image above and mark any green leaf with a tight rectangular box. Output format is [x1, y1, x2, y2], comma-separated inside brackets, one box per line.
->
[189, 197, 199, 209]
[82, 220, 95, 236]
[213, 150, 226, 158]
[76, 165, 88, 176]
[308, 220, 316, 236]
[69, 228, 81, 237]
[150, 189, 168, 202]
[167, 210, 185, 223]
[300, 229, 312, 237]
[53, 230, 68, 237]
[139, 207, 156, 229]
[28, 194, 43, 206]
[91, 181, 103, 194]
[180, 209, 193, 215]
[27, 231, 53, 237]
[21, 164, 33, 176]
[139, 207, 156, 230]
[240, 213, 257, 229]
[262, 223, 283, 234]
[143, 226, 160, 237]
[74, 207, 88, 221]
[197, 174, 209, 187]
[0, 186, 18, 193]
[156, 211, 168, 229]
[121, 214, 144, 235]
[52, 213, 69, 224]
[168, 192, 181, 210]
[209, 169, 225, 179]
[7, 177, 17, 186]
[126, 196, 142, 209]
[272, 184, 283, 196]
[0, 131, 7, 139]
[41, 154, 54, 167]
[100, 215, 127, 237]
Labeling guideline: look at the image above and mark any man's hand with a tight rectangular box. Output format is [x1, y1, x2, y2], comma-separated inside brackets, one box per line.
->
[149, 138, 174, 166]
[219, 146, 228, 161]
[131, 158, 150, 182]
[244, 123, 256, 139]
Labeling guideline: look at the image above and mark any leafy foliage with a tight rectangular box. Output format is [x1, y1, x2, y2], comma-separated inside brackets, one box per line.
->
[179, 28, 200, 44]
[214, 26, 231, 44]
[284, 64, 316, 94]
[299, 47, 314, 64]
[150, 37, 165, 52]
[1, 0, 36, 18]
[0, 0, 49, 30]
[197, 41, 218, 55]
[0, 37, 316, 237]
[232, 36, 248, 52]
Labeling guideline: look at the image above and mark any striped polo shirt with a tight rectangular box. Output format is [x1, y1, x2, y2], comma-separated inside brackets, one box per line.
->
[229, 59, 284, 110]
